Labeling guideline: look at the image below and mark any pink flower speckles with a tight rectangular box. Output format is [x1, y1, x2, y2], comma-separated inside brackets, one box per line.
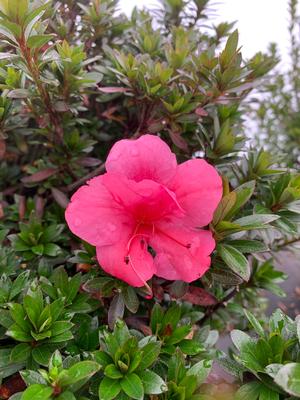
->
[65, 135, 222, 287]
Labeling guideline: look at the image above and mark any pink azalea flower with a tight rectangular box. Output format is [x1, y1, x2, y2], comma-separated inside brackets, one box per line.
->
[65, 135, 222, 287]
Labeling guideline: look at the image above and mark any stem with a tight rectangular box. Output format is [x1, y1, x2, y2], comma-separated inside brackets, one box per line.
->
[273, 237, 300, 251]
[65, 163, 105, 192]
[200, 287, 239, 324]
[18, 36, 63, 142]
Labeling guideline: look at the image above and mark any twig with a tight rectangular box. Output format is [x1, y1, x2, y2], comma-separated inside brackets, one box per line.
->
[66, 163, 105, 192]
[200, 287, 239, 324]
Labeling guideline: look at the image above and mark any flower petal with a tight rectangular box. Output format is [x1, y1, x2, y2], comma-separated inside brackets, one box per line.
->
[65, 175, 131, 246]
[150, 222, 215, 282]
[96, 227, 156, 287]
[170, 159, 222, 227]
[101, 173, 183, 222]
[106, 134, 177, 185]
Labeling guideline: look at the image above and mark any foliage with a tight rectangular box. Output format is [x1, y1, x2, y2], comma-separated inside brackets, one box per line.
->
[220, 309, 300, 400]
[0, 0, 298, 399]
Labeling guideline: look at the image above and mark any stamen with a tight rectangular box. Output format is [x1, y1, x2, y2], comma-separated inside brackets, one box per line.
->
[127, 233, 149, 253]
[126, 254, 153, 299]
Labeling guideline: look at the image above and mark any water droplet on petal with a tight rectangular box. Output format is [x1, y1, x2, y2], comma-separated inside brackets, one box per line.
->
[141, 188, 153, 197]
[108, 223, 117, 232]
[130, 147, 139, 156]
[109, 148, 121, 161]
[74, 218, 82, 226]
[183, 255, 193, 269]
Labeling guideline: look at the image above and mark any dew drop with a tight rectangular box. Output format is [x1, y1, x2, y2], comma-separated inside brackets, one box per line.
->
[141, 188, 153, 197]
[183, 255, 193, 269]
[109, 148, 122, 161]
[74, 218, 82, 226]
[108, 223, 117, 232]
[130, 147, 139, 156]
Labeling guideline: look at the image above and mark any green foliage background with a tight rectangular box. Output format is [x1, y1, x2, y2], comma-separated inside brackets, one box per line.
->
[0, 0, 299, 399]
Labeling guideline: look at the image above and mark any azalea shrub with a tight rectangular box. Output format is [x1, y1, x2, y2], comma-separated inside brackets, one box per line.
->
[0, 0, 300, 399]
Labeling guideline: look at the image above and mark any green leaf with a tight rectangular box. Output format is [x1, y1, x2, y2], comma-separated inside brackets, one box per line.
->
[226, 240, 268, 253]
[187, 360, 212, 386]
[10, 270, 30, 300]
[6, 324, 32, 342]
[139, 370, 167, 394]
[32, 244, 44, 256]
[0, 309, 14, 328]
[138, 341, 161, 370]
[218, 244, 251, 281]
[21, 384, 53, 400]
[122, 286, 139, 313]
[244, 309, 265, 338]
[104, 364, 123, 379]
[50, 321, 73, 337]
[234, 382, 261, 400]
[56, 392, 76, 400]
[233, 214, 279, 229]
[150, 303, 164, 334]
[274, 363, 300, 397]
[161, 303, 181, 331]
[58, 361, 100, 386]
[178, 339, 204, 355]
[21, 369, 48, 386]
[120, 373, 144, 399]
[32, 344, 56, 366]
[43, 243, 61, 257]
[10, 343, 31, 363]
[213, 192, 237, 225]
[231, 330, 252, 352]
[98, 377, 121, 400]
[9, 303, 31, 332]
[47, 330, 73, 343]
[24, 287, 44, 330]
[27, 34, 54, 49]
[94, 351, 113, 368]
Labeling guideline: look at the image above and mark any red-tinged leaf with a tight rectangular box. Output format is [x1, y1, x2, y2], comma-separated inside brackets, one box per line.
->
[108, 293, 125, 329]
[125, 316, 152, 336]
[0, 203, 4, 219]
[168, 129, 188, 151]
[166, 281, 189, 299]
[78, 157, 102, 167]
[181, 286, 218, 306]
[51, 188, 69, 209]
[98, 86, 129, 93]
[76, 263, 92, 273]
[35, 196, 45, 219]
[195, 107, 208, 117]
[152, 281, 164, 301]
[0, 373, 26, 399]
[21, 168, 57, 184]
[0, 139, 6, 159]
[18, 195, 26, 220]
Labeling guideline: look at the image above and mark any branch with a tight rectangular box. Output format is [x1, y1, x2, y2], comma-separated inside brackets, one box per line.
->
[200, 287, 239, 325]
[66, 163, 105, 192]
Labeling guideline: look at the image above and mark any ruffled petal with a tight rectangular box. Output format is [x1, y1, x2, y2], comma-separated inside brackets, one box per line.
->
[96, 226, 156, 287]
[101, 173, 183, 222]
[150, 222, 215, 282]
[65, 175, 132, 246]
[170, 159, 222, 227]
[106, 134, 177, 185]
